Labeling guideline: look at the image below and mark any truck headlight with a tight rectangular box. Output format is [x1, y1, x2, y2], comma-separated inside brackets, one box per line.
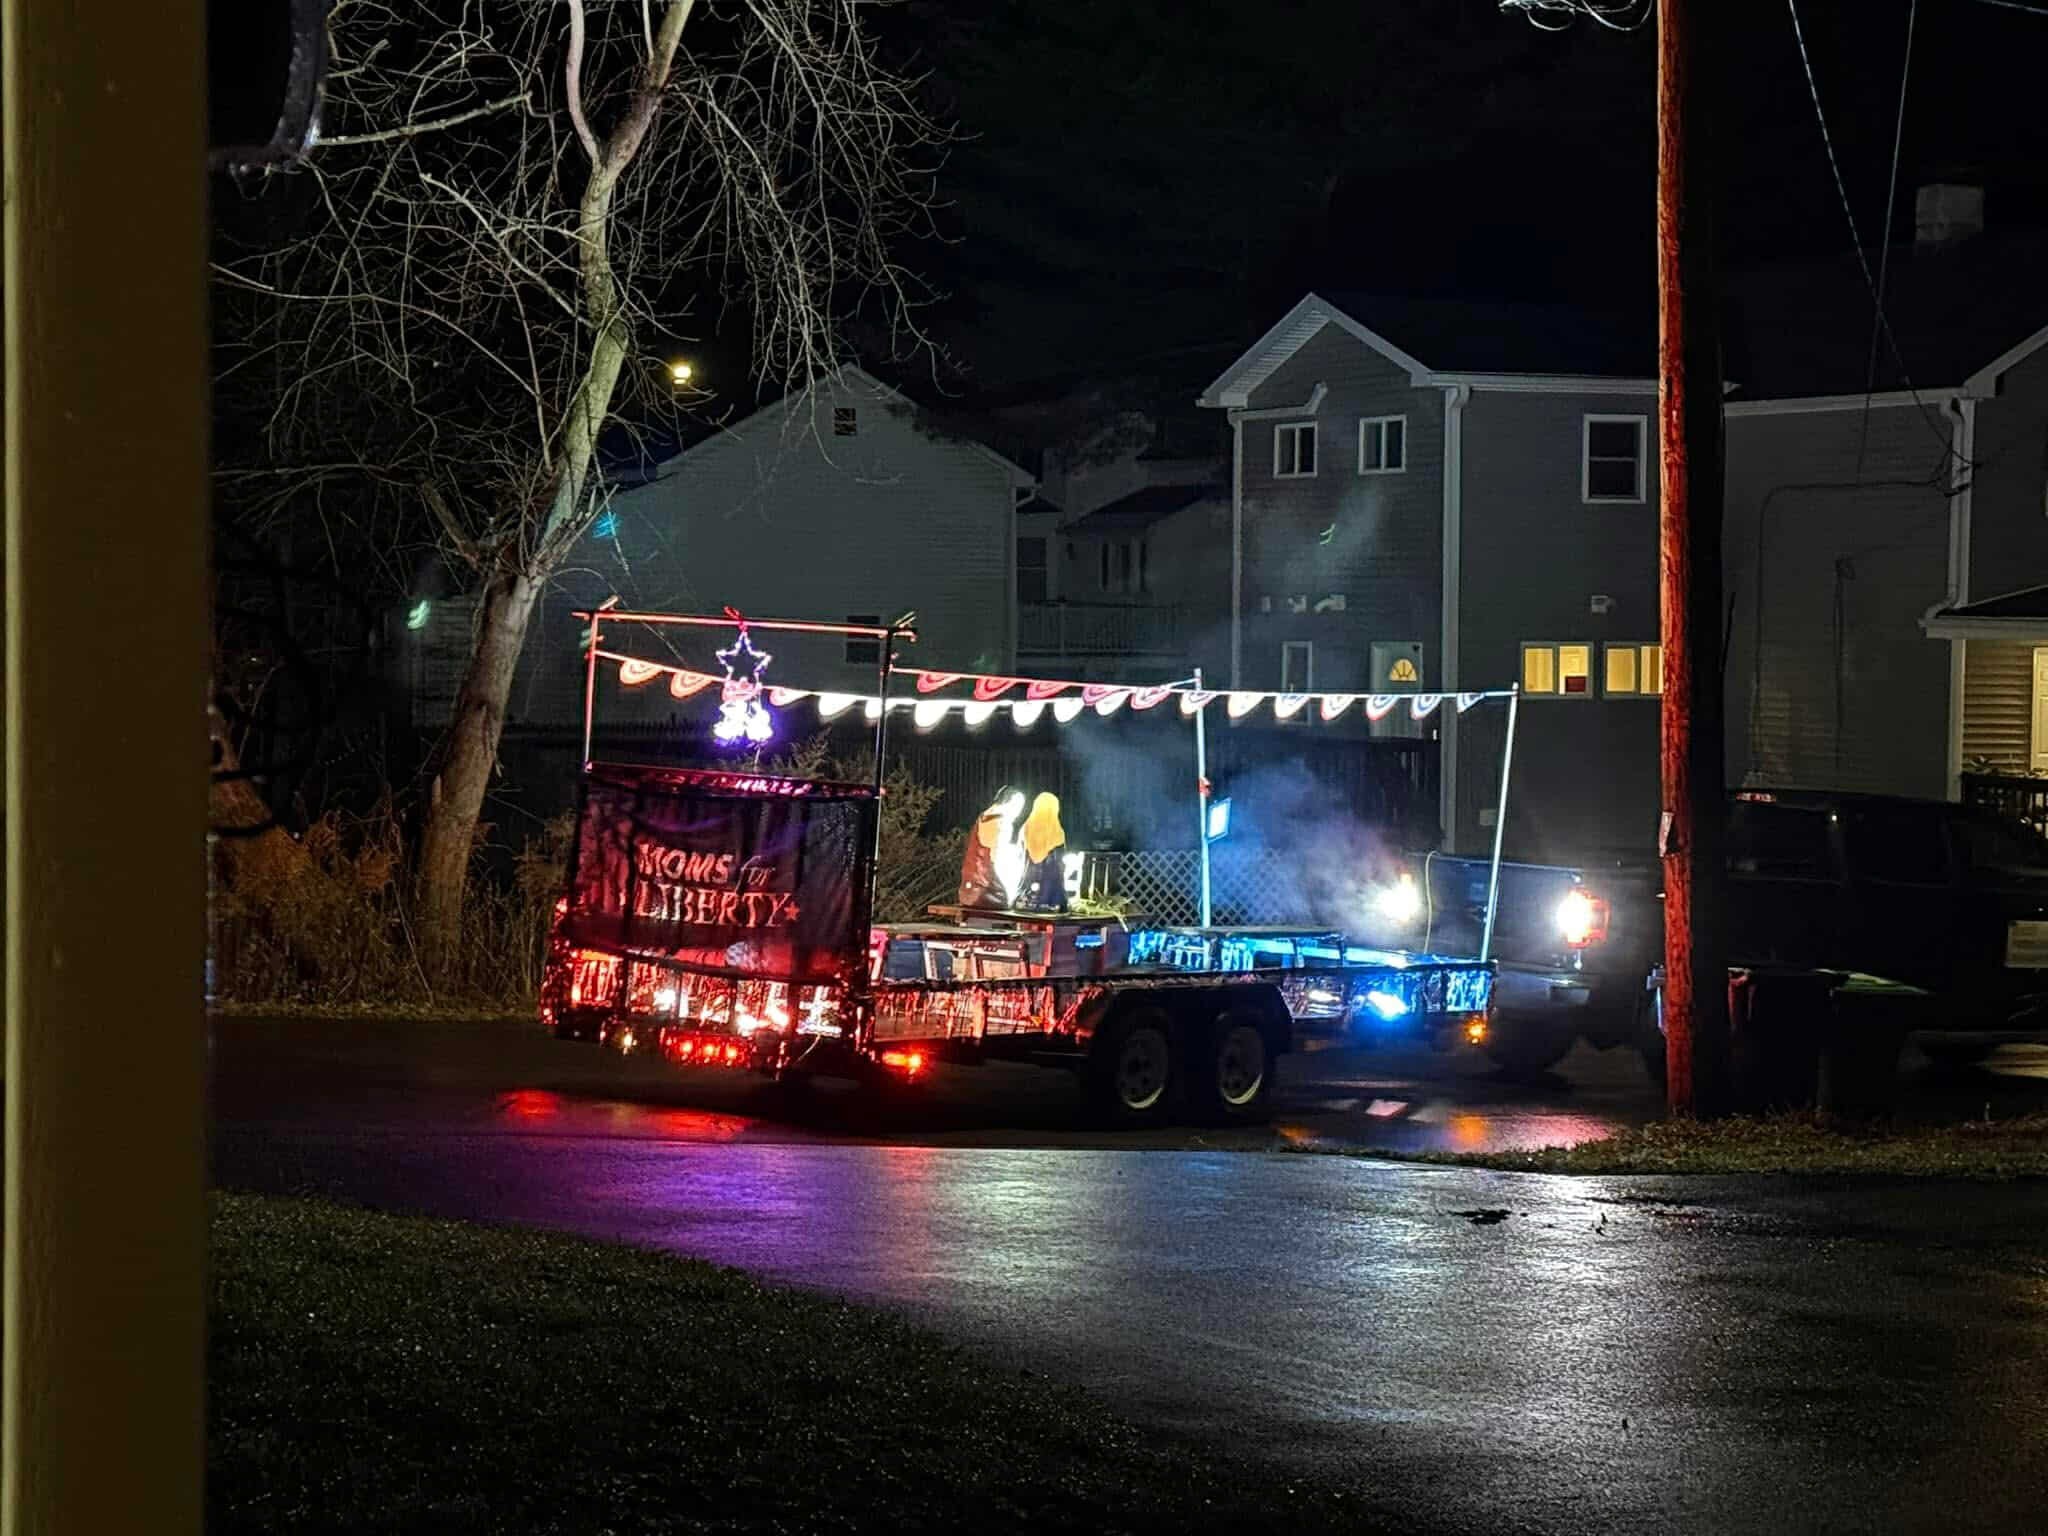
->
[1372, 873, 1422, 925]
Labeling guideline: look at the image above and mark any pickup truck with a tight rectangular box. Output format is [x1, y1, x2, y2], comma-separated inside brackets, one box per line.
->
[1357, 852, 1634, 1077]
[1573, 789, 2048, 1082]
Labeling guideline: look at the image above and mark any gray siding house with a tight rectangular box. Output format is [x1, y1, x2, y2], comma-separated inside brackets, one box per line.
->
[407, 366, 1034, 729]
[1195, 210, 2048, 864]
[1200, 292, 1660, 861]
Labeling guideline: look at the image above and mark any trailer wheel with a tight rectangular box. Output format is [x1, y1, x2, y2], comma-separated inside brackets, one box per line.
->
[1189, 1008, 1274, 1124]
[1087, 1006, 1177, 1127]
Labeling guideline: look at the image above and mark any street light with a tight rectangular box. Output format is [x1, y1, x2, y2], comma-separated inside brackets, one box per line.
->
[669, 360, 693, 387]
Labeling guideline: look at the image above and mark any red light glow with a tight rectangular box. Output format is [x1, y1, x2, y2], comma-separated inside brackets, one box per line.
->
[880, 1049, 927, 1076]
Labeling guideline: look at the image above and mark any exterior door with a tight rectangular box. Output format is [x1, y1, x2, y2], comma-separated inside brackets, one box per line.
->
[2031, 647, 2048, 772]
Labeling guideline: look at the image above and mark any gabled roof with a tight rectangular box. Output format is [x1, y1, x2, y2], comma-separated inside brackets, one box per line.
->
[1198, 291, 1656, 409]
[1063, 482, 1224, 536]
[639, 364, 1035, 489]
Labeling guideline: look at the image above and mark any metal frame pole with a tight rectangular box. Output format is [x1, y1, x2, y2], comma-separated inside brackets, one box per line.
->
[1193, 666, 1213, 927]
[581, 615, 602, 767]
[1480, 685, 1521, 962]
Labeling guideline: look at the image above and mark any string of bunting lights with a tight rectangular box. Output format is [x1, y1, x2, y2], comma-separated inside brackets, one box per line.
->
[596, 649, 1516, 733]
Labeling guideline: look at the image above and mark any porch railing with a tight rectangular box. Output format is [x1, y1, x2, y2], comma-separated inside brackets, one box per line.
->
[1018, 601, 1184, 659]
[1961, 772, 2048, 839]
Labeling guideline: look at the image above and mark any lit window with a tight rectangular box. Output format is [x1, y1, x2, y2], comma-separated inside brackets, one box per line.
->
[833, 407, 858, 437]
[1358, 415, 1406, 474]
[1274, 421, 1316, 478]
[1605, 642, 1663, 697]
[1583, 415, 1647, 503]
[1522, 642, 1593, 698]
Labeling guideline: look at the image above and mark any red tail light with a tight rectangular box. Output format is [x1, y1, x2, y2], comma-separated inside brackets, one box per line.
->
[1557, 889, 1610, 949]
[880, 1049, 927, 1077]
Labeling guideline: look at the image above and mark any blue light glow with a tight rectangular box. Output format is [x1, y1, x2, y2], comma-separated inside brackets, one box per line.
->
[593, 510, 620, 540]
[1363, 990, 1410, 1021]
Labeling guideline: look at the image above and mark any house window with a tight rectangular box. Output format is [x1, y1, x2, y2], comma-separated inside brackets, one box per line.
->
[846, 613, 881, 666]
[1116, 541, 1134, 591]
[1280, 641, 1314, 719]
[1603, 642, 1663, 696]
[1273, 421, 1317, 479]
[1099, 543, 1111, 592]
[1136, 540, 1148, 594]
[1358, 415, 1406, 474]
[832, 407, 858, 437]
[1523, 642, 1593, 697]
[1583, 415, 1647, 503]
[1017, 537, 1048, 604]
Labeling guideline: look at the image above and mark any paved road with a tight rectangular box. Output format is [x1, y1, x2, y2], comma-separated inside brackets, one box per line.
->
[214, 1017, 2048, 1535]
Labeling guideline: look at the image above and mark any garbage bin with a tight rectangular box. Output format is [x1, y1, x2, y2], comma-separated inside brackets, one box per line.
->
[1814, 976, 1924, 1120]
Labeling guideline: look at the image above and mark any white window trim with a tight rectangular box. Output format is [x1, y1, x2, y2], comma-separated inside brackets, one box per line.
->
[1357, 414, 1407, 475]
[1582, 413, 1648, 505]
[1602, 640, 1664, 698]
[1522, 640, 1595, 700]
[1280, 640, 1314, 724]
[1273, 421, 1317, 479]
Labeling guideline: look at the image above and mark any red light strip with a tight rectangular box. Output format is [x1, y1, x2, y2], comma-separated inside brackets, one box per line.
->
[574, 610, 917, 642]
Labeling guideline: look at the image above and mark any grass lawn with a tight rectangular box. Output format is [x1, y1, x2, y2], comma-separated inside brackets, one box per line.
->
[1335, 1113, 2048, 1179]
[210, 1193, 1362, 1534]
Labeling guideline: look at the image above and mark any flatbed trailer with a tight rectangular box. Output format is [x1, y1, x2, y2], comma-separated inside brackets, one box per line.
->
[539, 610, 1496, 1125]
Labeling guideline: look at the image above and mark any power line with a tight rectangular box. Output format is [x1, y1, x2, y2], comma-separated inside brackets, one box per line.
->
[1965, 0, 2048, 18]
[1783, 0, 1962, 466]
[1854, 0, 1918, 486]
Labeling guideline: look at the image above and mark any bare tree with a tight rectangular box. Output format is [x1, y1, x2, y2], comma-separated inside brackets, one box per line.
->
[214, 0, 945, 973]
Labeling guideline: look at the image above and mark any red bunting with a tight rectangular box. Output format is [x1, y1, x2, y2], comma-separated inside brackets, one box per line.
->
[915, 671, 962, 694]
[619, 658, 666, 687]
[1081, 683, 1123, 705]
[1130, 686, 1174, 710]
[1025, 679, 1074, 700]
[669, 669, 717, 699]
[972, 676, 1021, 701]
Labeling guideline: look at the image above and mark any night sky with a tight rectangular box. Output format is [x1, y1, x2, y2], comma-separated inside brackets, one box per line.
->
[840, 0, 2048, 395]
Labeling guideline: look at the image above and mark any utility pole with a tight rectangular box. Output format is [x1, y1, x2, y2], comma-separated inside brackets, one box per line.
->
[1655, 0, 1729, 1115]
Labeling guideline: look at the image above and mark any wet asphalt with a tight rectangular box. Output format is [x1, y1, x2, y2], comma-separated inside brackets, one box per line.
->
[213, 1016, 2048, 1535]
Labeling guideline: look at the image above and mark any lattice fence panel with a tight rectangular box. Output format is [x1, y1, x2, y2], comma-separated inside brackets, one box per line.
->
[1108, 849, 1314, 926]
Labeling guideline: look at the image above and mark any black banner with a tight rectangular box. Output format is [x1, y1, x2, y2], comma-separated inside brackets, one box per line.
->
[565, 767, 874, 985]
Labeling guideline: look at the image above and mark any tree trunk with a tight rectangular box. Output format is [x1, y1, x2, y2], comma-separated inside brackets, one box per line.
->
[416, 565, 539, 979]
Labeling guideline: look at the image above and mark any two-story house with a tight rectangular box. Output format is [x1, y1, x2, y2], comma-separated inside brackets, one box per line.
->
[1197, 188, 2048, 864]
[1199, 291, 1660, 861]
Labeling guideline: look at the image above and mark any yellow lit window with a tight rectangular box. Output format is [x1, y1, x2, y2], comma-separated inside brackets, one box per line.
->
[1558, 644, 1591, 695]
[1523, 645, 1556, 694]
[1603, 642, 1663, 696]
[1606, 645, 1637, 695]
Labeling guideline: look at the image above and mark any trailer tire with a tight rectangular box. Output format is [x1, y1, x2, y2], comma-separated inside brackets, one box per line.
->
[1086, 1006, 1179, 1127]
[1188, 1007, 1276, 1124]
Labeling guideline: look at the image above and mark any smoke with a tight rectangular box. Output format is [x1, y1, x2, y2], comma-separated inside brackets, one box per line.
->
[1211, 755, 1405, 930]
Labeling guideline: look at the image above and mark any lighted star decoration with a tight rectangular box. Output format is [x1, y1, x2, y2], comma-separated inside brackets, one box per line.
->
[712, 626, 776, 746]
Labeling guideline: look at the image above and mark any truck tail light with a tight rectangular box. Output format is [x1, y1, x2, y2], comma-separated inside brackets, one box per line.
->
[1557, 889, 1610, 949]
[880, 1049, 927, 1077]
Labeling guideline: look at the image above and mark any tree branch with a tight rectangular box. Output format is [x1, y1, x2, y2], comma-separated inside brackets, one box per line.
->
[564, 0, 603, 168]
[316, 91, 530, 149]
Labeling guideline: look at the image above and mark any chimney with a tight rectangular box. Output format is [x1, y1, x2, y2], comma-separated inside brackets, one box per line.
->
[1914, 183, 1984, 249]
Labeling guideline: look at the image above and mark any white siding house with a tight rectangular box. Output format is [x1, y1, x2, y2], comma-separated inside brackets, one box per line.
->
[411, 367, 1034, 730]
